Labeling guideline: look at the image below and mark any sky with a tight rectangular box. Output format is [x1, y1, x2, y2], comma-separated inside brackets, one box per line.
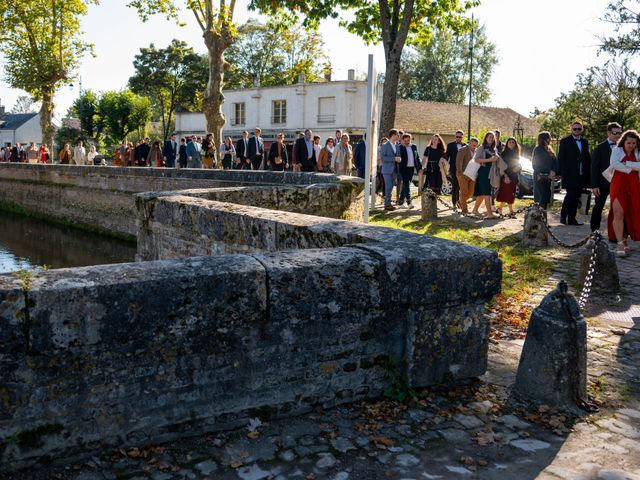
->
[0, 0, 615, 122]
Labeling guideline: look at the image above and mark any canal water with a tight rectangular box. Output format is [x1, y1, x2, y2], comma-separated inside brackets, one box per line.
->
[0, 210, 137, 274]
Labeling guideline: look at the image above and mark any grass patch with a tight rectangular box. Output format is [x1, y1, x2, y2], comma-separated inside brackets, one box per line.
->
[370, 211, 554, 334]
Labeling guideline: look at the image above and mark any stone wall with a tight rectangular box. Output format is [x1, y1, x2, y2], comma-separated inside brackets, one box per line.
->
[0, 164, 363, 238]
[0, 235, 500, 469]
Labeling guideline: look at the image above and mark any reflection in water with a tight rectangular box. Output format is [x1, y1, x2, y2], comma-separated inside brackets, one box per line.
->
[0, 210, 136, 273]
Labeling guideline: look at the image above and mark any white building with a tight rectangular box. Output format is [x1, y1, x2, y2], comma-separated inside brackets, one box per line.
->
[0, 106, 44, 147]
[176, 72, 382, 146]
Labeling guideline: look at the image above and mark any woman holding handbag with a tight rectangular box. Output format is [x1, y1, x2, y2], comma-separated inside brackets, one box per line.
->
[268, 133, 289, 172]
[220, 137, 235, 170]
[531, 131, 558, 209]
[607, 130, 640, 256]
[422, 134, 446, 193]
[471, 132, 501, 218]
[496, 137, 522, 215]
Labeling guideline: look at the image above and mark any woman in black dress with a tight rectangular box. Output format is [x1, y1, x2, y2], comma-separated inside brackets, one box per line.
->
[422, 134, 446, 193]
[471, 132, 500, 218]
[268, 133, 289, 172]
[531, 131, 558, 209]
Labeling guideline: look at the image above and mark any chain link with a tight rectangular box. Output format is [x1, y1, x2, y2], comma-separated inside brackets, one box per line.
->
[421, 188, 535, 221]
[577, 231, 601, 309]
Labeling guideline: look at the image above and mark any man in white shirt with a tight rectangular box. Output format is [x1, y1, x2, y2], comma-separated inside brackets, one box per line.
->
[73, 141, 86, 165]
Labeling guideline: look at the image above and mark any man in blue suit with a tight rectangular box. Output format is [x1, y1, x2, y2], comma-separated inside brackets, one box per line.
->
[379, 129, 401, 211]
[162, 133, 178, 168]
[353, 138, 366, 179]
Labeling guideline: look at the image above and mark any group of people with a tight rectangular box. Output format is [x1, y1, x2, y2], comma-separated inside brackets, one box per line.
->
[103, 128, 369, 175]
[378, 121, 640, 257]
[530, 120, 640, 256]
[1, 143, 52, 163]
[379, 128, 522, 217]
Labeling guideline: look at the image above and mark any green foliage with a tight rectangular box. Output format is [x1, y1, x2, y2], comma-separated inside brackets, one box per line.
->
[224, 20, 328, 89]
[71, 90, 103, 143]
[0, 0, 98, 146]
[54, 126, 82, 152]
[398, 23, 497, 105]
[540, 60, 640, 145]
[600, 0, 640, 55]
[382, 357, 418, 403]
[128, 39, 208, 139]
[98, 90, 152, 145]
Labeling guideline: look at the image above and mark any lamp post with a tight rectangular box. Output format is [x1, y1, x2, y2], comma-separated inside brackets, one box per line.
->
[513, 115, 524, 145]
[467, 14, 474, 140]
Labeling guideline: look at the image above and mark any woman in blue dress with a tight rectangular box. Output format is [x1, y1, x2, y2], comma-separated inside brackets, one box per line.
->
[471, 132, 500, 218]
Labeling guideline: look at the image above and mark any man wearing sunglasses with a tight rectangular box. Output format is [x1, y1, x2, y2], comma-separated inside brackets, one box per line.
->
[558, 121, 591, 225]
[590, 122, 623, 232]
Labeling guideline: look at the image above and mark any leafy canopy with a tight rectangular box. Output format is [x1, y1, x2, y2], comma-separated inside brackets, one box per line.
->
[601, 0, 640, 54]
[98, 90, 152, 144]
[0, 0, 97, 97]
[398, 23, 497, 105]
[128, 39, 208, 139]
[224, 19, 329, 89]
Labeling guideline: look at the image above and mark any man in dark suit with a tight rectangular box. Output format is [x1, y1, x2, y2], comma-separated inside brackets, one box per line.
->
[590, 122, 622, 231]
[558, 121, 591, 225]
[235, 130, 251, 170]
[135, 138, 150, 167]
[162, 133, 178, 168]
[247, 127, 264, 170]
[294, 129, 316, 172]
[445, 130, 466, 208]
[398, 133, 422, 209]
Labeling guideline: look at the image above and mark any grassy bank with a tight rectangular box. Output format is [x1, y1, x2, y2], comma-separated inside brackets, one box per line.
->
[370, 211, 553, 335]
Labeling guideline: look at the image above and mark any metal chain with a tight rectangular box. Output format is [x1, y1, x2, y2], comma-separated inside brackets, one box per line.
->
[577, 231, 600, 309]
[535, 204, 595, 250]
[422, 188, 535, 221]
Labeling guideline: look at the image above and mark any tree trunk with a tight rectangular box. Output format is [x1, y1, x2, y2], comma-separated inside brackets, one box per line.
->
[40, 88, 55, 149]
[203, 32, 228, 166]
[379, 52, 402, 140]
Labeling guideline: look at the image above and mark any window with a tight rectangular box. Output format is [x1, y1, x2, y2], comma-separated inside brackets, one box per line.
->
[317, 96, 336, 123]
[232, 103, 245, 126]
[272, 100, 287, 124]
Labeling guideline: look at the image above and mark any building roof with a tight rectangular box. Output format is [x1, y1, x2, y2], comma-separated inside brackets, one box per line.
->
[395, 99, 540, 138]
[0, 113, 38, 131]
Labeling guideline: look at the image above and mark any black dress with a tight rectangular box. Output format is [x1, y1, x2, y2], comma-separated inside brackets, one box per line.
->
[423, 146, 443, 193]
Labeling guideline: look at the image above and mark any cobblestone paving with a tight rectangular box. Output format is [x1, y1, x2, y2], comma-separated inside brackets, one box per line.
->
[6, 206, 640, 480]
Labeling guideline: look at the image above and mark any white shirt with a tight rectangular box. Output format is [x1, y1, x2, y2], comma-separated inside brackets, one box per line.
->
[390, 142, 396, 155]
[406, 145, 414, 168]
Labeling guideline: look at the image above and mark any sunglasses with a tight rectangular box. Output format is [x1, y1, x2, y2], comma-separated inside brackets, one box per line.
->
[455, 135, 463, 138]
[572, 127, 583, 131]
[611, 131, 622, 135]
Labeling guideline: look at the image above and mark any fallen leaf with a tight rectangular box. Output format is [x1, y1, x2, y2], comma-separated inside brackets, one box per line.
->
[229, 460, 243, 469]
[247, 431, 260, 440]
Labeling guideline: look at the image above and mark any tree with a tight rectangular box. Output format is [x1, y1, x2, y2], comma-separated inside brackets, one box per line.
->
[540, 60, 640, 145]
[71, 90, 103, 143]
[250, 0, 476, 138]
[601, 0, 640, 55]
[128, 39, 208, 140]
[98, 90, 152, 145]
[0, 1, 97, 147]
[398, 23, 497, 105]
[224, 20, 328, 89]
[128, 0, 238, 160]
[10, 95, 38, 114]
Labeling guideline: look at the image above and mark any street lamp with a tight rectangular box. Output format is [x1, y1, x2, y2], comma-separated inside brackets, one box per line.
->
[513, 115, 524, 145]
[467, 14, 474, 140]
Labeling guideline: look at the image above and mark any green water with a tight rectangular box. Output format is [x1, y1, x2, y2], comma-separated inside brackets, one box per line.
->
[0, 210, 136, 273]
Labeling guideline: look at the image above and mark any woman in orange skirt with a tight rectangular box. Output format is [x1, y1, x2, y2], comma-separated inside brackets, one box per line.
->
[608, 130, 640, 256]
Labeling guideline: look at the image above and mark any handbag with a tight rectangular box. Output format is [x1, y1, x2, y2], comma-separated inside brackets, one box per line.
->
[463, 159, 480, 181]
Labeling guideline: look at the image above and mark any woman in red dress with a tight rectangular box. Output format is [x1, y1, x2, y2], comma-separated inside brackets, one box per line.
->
[608, 130, 640, 256]
[496, 137, 521, 215]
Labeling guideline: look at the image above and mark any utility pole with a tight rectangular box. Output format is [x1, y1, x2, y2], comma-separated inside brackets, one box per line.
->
[467, 14, 474, 140]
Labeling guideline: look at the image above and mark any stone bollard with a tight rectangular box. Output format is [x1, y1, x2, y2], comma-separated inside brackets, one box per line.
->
[578, 234, 620, 297]
[421, 190, 437, 221]
[512, 281, 587, 413]
[522, 206, 548, 247]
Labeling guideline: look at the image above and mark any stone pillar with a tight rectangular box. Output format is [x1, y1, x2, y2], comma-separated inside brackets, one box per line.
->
[578, 234, 620, 297]
[522, 206, 548, 247]
[421, 190, 437, 221]
[512, 281, 587, 413]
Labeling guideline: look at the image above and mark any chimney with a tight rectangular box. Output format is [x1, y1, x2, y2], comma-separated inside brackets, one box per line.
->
[298, 73, 306, 84]
[347, 69, 355, 81]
